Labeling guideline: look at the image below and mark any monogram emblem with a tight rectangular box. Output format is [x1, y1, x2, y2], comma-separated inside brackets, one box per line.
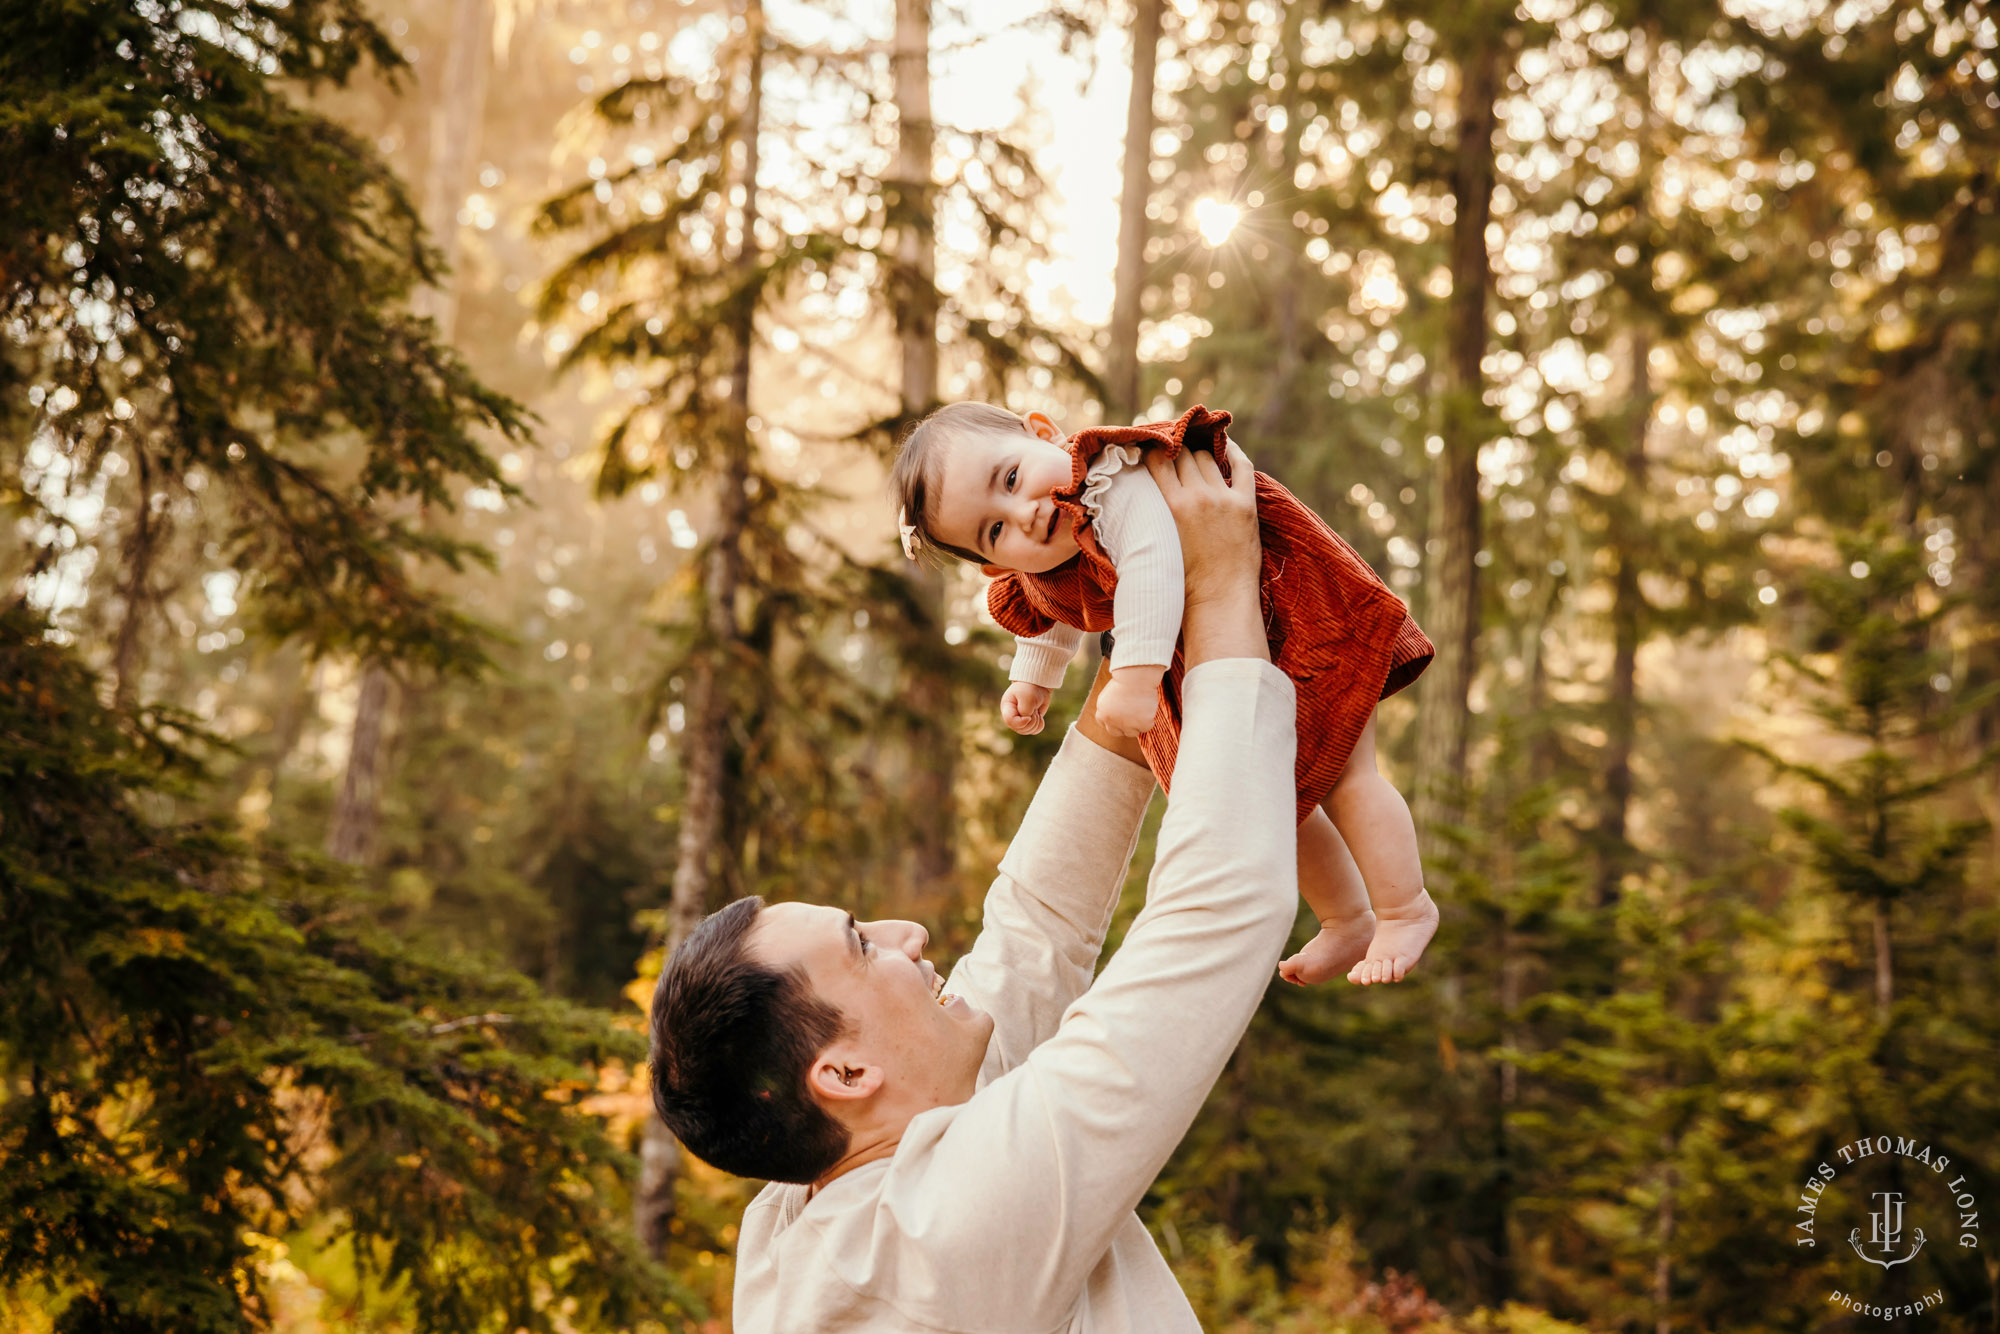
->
[1848, 1191, 1927, 1270]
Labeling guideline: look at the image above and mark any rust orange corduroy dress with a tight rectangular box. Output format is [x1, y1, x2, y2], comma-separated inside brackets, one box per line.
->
[986, 404, 1434, 827]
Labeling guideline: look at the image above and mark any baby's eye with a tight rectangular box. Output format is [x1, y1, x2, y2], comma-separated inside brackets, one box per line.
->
[989, 521, 1003, 548]
[1006, 465, 1018, 490]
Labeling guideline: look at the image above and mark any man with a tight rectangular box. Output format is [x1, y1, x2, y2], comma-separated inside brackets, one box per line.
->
[650, 440, 1298, 1331]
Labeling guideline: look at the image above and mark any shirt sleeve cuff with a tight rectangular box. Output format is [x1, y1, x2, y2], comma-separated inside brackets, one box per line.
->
[1108, 634, 1175, 673]
[996, 721, 1156, 891]
[1179, 658, 1296, 721]
[1010, 641, 1074, 690]
[1055, 718, 1157, 793]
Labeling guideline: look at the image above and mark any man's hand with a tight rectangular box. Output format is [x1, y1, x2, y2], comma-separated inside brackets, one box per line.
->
[1144, 437, 1266, 669]
[1095, 666, 1163, 737]
[1002, 681, 1052, 735]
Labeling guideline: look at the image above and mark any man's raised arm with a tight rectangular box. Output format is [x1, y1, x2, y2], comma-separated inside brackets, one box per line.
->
[942, 663, 1156, 1076]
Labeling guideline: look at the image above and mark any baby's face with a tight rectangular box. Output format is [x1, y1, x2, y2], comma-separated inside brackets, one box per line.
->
[930, 415, 1081, 573]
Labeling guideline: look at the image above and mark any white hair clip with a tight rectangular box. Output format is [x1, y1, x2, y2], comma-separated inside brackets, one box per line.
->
[898, 507, 921, 560]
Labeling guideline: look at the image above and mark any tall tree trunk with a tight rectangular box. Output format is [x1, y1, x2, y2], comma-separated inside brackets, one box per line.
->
[1873, 896, 1893, 1023]
[109, 450, 157, 711]
[329, 0, 492, 865]
[1106, 0, 1161, 422]
[1413, 40, 1498, 864]
[1598, 327, 1652, 906]
[1525, 577, 1563, 783]
[1253, 0, 1309, 442]
[891, 0, 937, 427]
[1654, 1139, 1677, 1334]
[327, 664, 395, 864]
[1598, 30, 1662, 907]
[889, 0, 958, 910]
[637, 0, 765, 1259]
[1490, 834, 1520, 1305]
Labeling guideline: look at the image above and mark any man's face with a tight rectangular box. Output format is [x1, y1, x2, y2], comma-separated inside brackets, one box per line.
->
[930, 414, 1080, 574]
[748, 902, 994, 1123]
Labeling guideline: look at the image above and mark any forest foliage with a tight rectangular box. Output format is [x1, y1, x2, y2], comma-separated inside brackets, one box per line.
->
[3, 0, 1997, 1330]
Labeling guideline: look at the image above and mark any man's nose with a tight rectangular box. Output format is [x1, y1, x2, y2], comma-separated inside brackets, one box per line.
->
[875, 919, 928, 959]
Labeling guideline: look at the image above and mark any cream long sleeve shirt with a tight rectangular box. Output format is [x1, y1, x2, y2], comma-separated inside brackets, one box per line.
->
[732, 659, 1299, 1334]
[1009, 447, 1186, 690]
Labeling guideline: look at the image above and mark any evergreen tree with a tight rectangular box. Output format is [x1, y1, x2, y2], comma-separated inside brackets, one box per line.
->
[1, 0, 525, 681]
[1736, 0, 2000, 761]
[327, 0, 499, 871]
[1746, 536, 1993, 1025]
[1, 4, 682, 1325]
[0, 608, 688, 1330]
[1742, 534, 1999, 1329]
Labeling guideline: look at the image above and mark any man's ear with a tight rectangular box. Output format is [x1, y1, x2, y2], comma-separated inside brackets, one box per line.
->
[1023, 409, 1063, 443]
[809, 1050, 882, 1105]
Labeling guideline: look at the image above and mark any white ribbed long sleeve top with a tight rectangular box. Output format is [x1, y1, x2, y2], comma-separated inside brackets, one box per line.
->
[1007, 445, 1185, 689]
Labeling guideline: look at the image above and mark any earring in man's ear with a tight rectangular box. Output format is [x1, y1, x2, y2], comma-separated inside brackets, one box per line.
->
[840, 1067, 858, 1086]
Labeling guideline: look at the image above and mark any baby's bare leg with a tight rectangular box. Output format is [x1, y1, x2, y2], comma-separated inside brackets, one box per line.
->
[1326, 712, 1437, 985]
[1277, 807, 1378, 985]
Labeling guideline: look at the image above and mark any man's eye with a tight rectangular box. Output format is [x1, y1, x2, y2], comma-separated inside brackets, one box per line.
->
[858, 931, 873, 952]
[1006, 466, 1018, 489]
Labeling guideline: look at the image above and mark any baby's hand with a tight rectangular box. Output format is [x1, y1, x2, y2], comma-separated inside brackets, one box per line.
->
[1002, 681, 1052, 735]
[1095, 668, 1163, 738]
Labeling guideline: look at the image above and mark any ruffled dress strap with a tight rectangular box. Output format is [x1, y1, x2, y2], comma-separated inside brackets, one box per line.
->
[986, 569, 1057, 639]
[1076, 442, 1149, 534]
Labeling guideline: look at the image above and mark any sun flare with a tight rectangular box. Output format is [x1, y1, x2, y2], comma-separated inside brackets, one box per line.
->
[1192, 197, 1243, 247]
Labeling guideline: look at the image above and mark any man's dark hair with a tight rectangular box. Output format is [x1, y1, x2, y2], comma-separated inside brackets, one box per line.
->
[648, 896, 851, 1183]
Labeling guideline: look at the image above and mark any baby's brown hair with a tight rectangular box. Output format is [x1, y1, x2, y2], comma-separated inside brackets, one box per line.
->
[890, 402, 1032, 566]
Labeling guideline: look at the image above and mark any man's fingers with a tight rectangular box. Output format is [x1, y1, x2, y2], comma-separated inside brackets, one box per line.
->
[1177, 446, 1213, 487]
[1184, 445, 1224, 487]
[1142, 448, 1182, 495]
[1144, 437, 1249, 497]
[1149, 442, 1211, 487]
[1221, 438, 1253, 487]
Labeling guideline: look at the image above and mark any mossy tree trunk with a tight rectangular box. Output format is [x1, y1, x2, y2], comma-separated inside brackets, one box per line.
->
[329, 0, 493, 867]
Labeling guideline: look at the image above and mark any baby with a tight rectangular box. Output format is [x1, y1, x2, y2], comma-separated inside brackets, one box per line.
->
[892, 402, 1439, 986]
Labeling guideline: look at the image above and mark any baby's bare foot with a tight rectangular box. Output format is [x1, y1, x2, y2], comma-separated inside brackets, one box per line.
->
[1346, 889, 1438, 986]
[1278, 912, 1377, 986]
